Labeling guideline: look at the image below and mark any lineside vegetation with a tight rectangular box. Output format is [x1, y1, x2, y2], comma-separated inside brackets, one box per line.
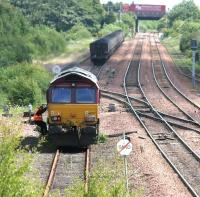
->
[65, 155, 143, 197]
[0, 118, 43, 196]
[158, 0, 200, 70]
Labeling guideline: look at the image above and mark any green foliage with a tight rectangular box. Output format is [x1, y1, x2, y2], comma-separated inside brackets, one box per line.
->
[167, 0, 200, 27]
[178, 21, 200, 60]
[121, 13, 135, 29]
[179, 20, 200, 34]
[64, 23, 92, 41]
[160, 0, 200, 63]
[157, 16, 167, 31]
[10, 0, 105, 34]
[26, 26, 66, 58]
[98, 134, 108, 143]
[0, 1, 68, 66]
[171, 20, 185, 34]
[163, 36, 200, 73]
[66, 156, 142, 197]
[0, 63, 52, 106]
[98, 24, 122, 37]
[180, 31, 200, 60]
[104, 12, 116, 25]
[139, 20, 159, 32]
[0, 2, 32, 66]
[99, 13, 135, 38]
[103, 1, 122, 13]
[0, 118, 42, 196]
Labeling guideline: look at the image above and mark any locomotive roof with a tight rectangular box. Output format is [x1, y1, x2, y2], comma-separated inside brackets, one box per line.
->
[50, 67, 99, 87]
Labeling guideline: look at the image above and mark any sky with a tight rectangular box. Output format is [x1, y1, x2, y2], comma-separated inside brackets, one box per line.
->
[100, 0, 200, 9]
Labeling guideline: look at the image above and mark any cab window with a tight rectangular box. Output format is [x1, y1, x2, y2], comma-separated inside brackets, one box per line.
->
[51, 87, 71, 103]
[76, 88, 96, 103]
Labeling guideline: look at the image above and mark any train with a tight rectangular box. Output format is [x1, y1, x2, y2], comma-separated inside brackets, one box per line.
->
[34, 67, 100, 147]
[90, 30, 124, 63]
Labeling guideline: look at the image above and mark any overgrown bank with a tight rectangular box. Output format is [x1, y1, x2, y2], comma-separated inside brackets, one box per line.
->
[0, 118, 43, 196]
[158, 0, 200, 71]
[0, 63, 52, 106]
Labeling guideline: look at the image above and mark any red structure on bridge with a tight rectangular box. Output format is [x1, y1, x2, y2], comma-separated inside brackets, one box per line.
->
[122, 3, 166, 20]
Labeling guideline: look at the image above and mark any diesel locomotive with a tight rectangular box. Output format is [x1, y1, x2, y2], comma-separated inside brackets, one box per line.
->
[39, 67, 100, 146]
[90, 30, 124, 63]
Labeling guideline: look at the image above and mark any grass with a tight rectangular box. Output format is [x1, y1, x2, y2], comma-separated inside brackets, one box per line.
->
[65, 38, 94, 54]
[65, 153, 143, 197]
[41, 38, 94, 65]
[162, 36, 200, 72]
[0, 117, 43, 196]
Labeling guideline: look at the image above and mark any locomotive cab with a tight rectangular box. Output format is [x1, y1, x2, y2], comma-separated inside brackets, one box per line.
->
[46, 67, 100, 146]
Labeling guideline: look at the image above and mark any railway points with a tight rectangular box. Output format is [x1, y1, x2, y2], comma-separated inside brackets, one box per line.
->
[13, 32, 200, 197]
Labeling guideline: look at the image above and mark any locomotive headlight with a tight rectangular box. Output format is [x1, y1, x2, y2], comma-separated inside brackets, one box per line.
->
[51, 115, 61, 122]
[85, 113, 96, 122]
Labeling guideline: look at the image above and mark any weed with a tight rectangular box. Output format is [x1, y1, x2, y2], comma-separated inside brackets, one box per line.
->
[98, 133, 108, 143]
[65, 153, 143, 197]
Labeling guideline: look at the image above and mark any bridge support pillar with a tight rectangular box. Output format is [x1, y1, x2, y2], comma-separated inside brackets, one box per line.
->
[135, 19, 139, 33]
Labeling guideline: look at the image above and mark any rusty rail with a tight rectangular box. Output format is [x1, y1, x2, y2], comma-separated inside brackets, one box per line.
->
[43, 149, 60, 197]
[84, 147, 90, 193]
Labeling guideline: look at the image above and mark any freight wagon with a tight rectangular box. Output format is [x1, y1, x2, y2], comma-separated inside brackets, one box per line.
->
[90, 30, 124, 63]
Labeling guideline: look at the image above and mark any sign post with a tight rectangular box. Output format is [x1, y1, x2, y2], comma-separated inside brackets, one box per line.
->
[191, 39, 198, 88]
[117, 136, 133, 194]
[192, 50, 196, 88]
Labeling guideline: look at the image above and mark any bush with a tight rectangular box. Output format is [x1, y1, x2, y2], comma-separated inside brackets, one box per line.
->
[98, 133, 108, 143]
[0, 118, 42, 196]
[64, 23, 92, 41]
[0, 2, 32, 66]
[98, 24, 122, 37]
[0, 2, 67, 66]
[139, 20, 159, 32]
[27, 26, 66, 59]
[0, 63, 52, 106]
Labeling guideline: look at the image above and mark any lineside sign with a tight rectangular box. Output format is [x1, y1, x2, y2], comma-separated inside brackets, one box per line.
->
[117, 139, 132, 156]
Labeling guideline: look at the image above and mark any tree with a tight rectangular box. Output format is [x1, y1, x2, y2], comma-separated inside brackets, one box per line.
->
[167, 0, 200, 27]
[0, 2, 31, 66]
[10, 0, 105, 33]
[104, 12, 116, 25]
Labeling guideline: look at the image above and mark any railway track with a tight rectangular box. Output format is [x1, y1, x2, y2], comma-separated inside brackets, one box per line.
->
[149, 35, 200, 151]
[162, 44, 200, 82]
[129, 35, 200, 196]
[38, 33, 200, 196]
[150, 35, 200, 125]
[99, 33, 200, 196]
[43, 148, 90, 196]
[101, 90, 200, 134]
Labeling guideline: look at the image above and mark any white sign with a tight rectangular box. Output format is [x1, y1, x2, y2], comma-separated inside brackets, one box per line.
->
[52, 65, 61, 74]
[117, 139, 132, 156]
